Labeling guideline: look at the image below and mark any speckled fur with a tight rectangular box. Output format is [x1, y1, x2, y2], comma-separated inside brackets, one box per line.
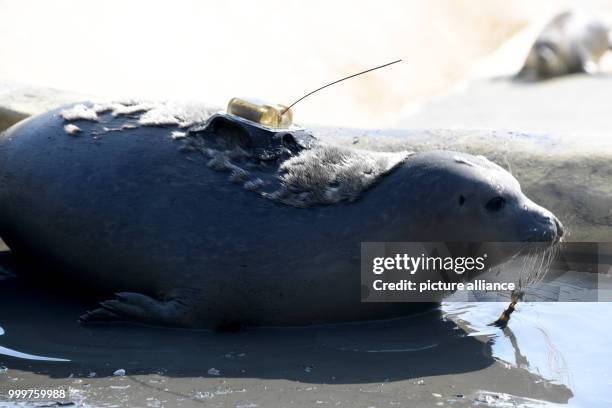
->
[267, 144, 411, 207]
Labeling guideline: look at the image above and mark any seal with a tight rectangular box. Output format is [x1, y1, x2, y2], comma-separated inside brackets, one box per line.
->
[0, 101, 563, 329]
[516, 10, 611, 80]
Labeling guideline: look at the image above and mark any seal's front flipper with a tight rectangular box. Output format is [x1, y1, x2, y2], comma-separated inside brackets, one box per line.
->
[79, 291, 193, 327]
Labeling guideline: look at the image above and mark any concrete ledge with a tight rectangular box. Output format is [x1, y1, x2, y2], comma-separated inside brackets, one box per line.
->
[387, 74, 612, 242]
[0, 106, 28, 131]
[0, 81, 88, 131]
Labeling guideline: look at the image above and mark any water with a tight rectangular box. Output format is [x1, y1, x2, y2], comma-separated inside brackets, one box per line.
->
[0, 345, 68, 363]
[0, 267, 610, 407]
[443, 302, 612, 407]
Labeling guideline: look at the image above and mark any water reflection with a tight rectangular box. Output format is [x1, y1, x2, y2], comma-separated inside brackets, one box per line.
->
[442, 302, 612, 407]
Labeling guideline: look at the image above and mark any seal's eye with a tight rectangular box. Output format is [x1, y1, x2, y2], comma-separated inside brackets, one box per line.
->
[486, 197, 506, 212]
[458, 195, 466, 206]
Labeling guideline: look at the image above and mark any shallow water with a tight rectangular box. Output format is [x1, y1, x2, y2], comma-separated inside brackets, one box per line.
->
[0, 273, 608, 407]
[443, 302, 612, 407]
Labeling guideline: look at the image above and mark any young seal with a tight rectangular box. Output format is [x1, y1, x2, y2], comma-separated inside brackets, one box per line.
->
[0, 102, 564, 329]
[516, 11, 611, 80]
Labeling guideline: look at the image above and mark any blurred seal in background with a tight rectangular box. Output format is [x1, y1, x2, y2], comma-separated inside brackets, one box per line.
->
[516, 10, 611, 80]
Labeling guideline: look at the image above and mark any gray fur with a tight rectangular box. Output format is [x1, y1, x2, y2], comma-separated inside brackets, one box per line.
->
[267, 144, 411, 207]
[178, 126, 411, 207]
[61, 100, 411, 209]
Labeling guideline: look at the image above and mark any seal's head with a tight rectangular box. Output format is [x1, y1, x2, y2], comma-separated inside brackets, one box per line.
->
[515, 11, 611, 81]
[389, 151, 563, 243]
[516, 37, 577, 80]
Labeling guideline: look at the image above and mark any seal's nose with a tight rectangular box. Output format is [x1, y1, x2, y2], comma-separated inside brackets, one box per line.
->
[542, 214, 564, 242]
[528, 208, 564, 243]
[522, 198, 563, 242]
[553, 217, 564, 239]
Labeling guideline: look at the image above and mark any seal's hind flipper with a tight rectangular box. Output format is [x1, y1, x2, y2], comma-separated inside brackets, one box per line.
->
[79, 291, 192, 327]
